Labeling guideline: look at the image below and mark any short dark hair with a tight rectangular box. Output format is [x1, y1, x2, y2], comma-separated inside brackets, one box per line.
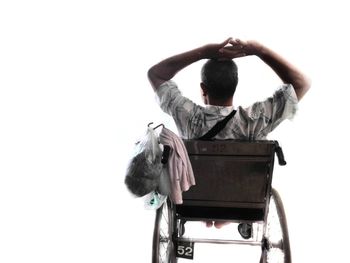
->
[201, 59, 238, 100]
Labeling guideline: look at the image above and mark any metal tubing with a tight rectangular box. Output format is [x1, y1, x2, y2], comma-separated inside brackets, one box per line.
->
[176, 237, 262, 246]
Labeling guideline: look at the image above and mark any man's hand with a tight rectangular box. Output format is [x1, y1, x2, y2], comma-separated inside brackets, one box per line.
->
[200, 38, 233, 59]
[219, 38, 263, 59]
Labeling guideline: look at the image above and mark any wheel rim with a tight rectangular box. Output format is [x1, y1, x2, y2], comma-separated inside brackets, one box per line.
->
[264, 189, 291, 263]
[153, 199, 175, 263]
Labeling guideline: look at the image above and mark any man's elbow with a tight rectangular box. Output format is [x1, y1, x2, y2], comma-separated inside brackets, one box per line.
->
[147, 67, 154, 79]
[302, 75, 312, 95]
[296, 75, 312, 101]
[147, 68, 157, 90]
[147, 67, 166, 91]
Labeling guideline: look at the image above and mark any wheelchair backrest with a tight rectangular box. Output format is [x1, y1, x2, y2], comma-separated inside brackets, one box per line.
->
[176, 140, 278, 221]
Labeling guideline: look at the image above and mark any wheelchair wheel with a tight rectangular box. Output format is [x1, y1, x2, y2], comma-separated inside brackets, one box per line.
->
[261, 188, 291, 263]
[152, 199, 177, 263]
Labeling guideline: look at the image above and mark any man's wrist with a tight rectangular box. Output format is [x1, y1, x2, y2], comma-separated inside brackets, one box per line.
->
[248, 41, 265, 57]
[196, 45, 210, 59]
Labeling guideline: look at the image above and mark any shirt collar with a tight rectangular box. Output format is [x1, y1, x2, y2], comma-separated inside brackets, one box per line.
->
[205, 105, 235, 115]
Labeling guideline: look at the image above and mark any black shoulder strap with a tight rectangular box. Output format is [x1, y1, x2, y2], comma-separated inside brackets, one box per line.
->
[199, 110, 237, 140]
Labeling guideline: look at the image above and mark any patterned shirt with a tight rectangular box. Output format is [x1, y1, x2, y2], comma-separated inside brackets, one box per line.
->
[156, 80, 298, 140]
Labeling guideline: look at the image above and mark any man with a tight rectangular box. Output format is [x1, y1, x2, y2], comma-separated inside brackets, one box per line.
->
[148, 38, 311, 230]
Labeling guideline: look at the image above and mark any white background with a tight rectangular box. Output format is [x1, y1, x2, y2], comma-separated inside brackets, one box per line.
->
[1, 0, 349, 262]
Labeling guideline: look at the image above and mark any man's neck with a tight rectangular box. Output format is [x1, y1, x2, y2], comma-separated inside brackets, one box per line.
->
[207, 97, 233, 107]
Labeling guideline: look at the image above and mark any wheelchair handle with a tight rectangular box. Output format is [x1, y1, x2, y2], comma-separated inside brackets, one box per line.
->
[161, 145, 171, 164]
[275, 141, 287, 166]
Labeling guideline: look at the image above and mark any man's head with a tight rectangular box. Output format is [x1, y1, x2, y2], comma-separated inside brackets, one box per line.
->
[200, 59, 238, 106]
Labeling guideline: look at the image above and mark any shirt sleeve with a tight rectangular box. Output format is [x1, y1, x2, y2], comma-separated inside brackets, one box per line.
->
[155, 80, 202, 137]
[237, 84, 298, 138]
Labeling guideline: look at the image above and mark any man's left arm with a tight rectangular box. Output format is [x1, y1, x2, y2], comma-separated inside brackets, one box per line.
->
[221, 39, 311, 101]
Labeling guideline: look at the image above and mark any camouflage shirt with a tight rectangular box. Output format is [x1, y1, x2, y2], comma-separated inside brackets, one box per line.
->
[156, 80, 298, 140]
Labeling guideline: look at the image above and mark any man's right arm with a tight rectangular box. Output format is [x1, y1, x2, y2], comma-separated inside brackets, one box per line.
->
[147, 47, 205, 91]
[222, 39, 311, 101]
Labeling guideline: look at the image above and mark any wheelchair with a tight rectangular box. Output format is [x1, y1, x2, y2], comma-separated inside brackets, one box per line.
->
[152, 140, 291, 263]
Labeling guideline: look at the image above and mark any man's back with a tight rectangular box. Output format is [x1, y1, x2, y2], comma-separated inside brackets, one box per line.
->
[155, 80, 298, 140]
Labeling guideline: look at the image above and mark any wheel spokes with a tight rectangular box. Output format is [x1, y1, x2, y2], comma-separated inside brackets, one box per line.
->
[157, 200, 174, 263]
[263, 190, 291, 263]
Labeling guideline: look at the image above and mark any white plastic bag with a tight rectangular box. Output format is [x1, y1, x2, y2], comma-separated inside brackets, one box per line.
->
[124, 127, 163, 197]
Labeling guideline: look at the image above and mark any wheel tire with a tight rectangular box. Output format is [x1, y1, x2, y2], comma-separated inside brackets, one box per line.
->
[262, 188, 291, 263]
[152, 199, 177, 263]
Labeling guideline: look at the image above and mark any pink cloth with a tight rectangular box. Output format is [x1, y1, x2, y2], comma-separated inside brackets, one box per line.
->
[159, 127, 195, 204]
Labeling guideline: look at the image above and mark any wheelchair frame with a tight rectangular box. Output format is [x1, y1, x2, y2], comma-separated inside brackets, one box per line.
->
[152, 140, 291, 263]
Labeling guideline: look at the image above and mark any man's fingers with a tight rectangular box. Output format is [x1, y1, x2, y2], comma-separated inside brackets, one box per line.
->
[222, 46, 244, 52]
[230, 38, 246, 45]
[229, 38, 239, 45]
[233, 52, 246, 58]
[217, 37, 248, 58]
[220, 37, 233, 48]
[220, 48, 246, 58]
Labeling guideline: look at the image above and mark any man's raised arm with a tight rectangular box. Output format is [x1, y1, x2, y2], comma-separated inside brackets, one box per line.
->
[221, 39, 311, 100]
